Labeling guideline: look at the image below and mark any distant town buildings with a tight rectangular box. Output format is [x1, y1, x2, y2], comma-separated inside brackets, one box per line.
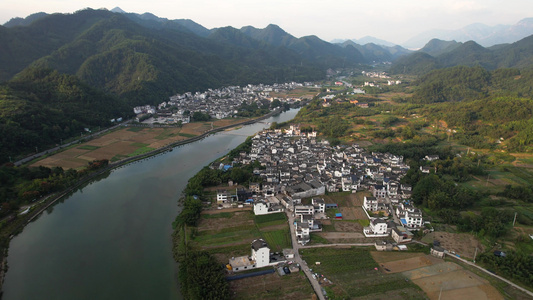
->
[133, 82, 314, 125]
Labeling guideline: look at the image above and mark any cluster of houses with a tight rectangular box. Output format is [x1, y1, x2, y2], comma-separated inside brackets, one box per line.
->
[215, 126, 426, 245]
[361, 71, 391, 79]
[132, 82, 314, 125]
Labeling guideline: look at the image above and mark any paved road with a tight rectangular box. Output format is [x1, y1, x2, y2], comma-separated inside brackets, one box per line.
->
[286, 210, 326, 300]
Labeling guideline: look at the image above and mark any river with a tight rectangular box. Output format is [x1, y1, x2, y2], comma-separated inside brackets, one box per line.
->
[2, 109, 300, 300]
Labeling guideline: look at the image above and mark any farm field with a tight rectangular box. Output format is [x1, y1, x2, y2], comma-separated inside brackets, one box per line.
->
[420, 232, 484, 260]
[30, 117, 252, 169]
[300, 247, 427, 299]
[191, 209, 299, 299]
[371, 252, 503, 300]
[312, 191, 372, 243]
[192, 210, 290, 263]
[229, 271, 314, 300]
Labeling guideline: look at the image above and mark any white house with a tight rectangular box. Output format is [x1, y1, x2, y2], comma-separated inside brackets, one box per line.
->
[217, 189, 229, 203]
[294, 204, 314, 216]
[312, 198, 325, 214]
[229, 239, 285, 272]
[253, 201, 284, 215]
[405, 207, 423, 229]
[251, 239, 270, 268]
[363, 196, 378, 211]
[363, 218, 389, 237]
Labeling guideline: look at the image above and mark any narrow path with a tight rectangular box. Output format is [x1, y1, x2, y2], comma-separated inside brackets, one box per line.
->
[286, 210, 325, 300]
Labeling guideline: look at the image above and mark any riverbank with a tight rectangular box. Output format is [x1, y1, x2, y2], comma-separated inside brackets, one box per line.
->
[0, 108, 284, 297]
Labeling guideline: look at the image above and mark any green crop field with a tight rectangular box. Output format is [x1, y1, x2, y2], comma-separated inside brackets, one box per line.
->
[178, 133, 197, 138]
[77, 145, 100, 150]
[154, 130, 178, 140]
[300, 247, 426, 299]
[130, 142, 149, 147]
[254, 213, 287, 228]
[127, 146, 155, 157]
[261, 229, 291, 251]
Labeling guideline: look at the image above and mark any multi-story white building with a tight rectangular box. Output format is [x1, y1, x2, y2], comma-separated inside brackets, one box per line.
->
[405, 207, 423, 229]
[217, 189, 229, 203]
[312, 198, 325, 213]
[251, 239, 270, 268]
[363, 196, 378, 211]
[363, 218, 389, 237]
[294, 204, 314, 216]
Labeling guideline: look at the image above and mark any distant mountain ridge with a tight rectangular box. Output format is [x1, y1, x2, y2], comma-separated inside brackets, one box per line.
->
[390, 34, 533, 75]
[403, 18, 533, 49]
[331, 36, 397, 47]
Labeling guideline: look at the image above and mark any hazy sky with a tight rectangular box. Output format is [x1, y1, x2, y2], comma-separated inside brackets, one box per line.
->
[1, 0, 532, 44]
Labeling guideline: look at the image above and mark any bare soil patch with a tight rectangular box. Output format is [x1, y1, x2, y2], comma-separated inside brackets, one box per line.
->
[339, 207, 359, 220]
[370, 251, 426, 264]
[229, 271, 314, 300]
[422, 231, 484, 259]
[380, 255, 441, 273]
[411, 268, 503, 300]
[333, 221, 362, 232]
[318, 232, 364, 239]
[197, 210, 253, 232]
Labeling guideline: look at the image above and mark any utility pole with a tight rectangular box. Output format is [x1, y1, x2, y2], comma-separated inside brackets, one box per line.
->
[486, 174, 490, 186]
[513, 212, 517, 227]
[473, 247, 478, 263]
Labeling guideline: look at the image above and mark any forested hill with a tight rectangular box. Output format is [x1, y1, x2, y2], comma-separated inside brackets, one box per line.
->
[408, 66, 533, 151]
[0, 9, 325, 106]
[0, 8, 415, 162]
[0, 68, 130, 162]
[390, 34, 533, 75]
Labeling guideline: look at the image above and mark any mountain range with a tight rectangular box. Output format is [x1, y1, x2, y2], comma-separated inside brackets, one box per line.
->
[0, 8, 412, 161]
[402, 18, 533, 49]
[389, 35, 533, 75]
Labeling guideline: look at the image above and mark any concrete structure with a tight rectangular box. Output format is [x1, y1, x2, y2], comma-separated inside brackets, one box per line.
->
[363, 218, 389, 237]
[253, 201, 284, 215]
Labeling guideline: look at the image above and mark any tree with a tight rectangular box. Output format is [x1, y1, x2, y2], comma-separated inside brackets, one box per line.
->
[192, 111, 211, 122]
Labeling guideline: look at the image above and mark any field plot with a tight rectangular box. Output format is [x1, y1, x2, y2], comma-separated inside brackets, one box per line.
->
[192, 209, 292, 263]
[300, 247, 426, 299]
[229, 271, 314, 300]
[372, 252, 503, 300]
[421, 232, 484, 259]
[31, 117, 253, 169]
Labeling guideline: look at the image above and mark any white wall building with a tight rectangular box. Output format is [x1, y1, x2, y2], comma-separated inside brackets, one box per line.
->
[251, 239, 270, 268]
[363, 196, 378, 211]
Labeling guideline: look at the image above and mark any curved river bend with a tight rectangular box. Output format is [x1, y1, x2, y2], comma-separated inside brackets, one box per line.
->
[3, 109, 299, 300]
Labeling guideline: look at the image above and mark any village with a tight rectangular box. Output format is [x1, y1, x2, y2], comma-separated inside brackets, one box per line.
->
[211, 125, 435, 278]
[132, 82, 317, 125]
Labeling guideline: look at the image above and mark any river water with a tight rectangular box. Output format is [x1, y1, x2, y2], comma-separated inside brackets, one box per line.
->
[2, 109, 299, 300]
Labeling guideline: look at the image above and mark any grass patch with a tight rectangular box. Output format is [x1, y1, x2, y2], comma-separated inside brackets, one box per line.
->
[193, 228, 260, 248]
[358, 219, 370, 227]
[127, 146, 155, 157]
[130, 142, 149, 147]
[127, 127, 144, 132]
[301, 247, 425, 299]
[202, 212, 234, 219]
[154, 130, 178, 140]
[308, 233, 331, 245]
[110, 154, 128, 162]
[261, 228, 292, 252]
[178, 133, 197, 138]
[77, 145, 100, 150]
[254, 213, 287, 228]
